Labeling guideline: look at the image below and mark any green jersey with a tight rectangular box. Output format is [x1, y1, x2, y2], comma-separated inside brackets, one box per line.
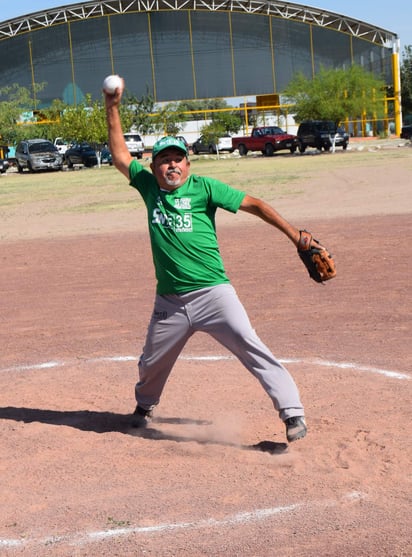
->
[129, 159, 246, 294]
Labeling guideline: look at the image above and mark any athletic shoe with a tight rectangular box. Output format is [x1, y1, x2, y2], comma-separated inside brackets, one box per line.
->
[131, 405, 153, 428]
[284, 416, 307, 442]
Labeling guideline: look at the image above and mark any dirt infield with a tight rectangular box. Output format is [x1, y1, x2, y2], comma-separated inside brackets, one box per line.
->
[0, 144, 411, 556]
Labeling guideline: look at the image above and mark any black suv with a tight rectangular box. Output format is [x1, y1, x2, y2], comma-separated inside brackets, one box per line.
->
[400, 124, 412, 140]
[297, 121, 349, 153]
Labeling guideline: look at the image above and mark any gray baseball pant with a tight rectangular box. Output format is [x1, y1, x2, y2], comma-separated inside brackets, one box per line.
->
[135, 283, 304, 421]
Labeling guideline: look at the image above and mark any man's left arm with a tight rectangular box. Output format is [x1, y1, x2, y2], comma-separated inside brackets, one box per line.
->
[239, 194, 336, 283]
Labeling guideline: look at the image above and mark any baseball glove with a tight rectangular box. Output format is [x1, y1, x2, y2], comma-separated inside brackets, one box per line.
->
[297, 230, 336, 283]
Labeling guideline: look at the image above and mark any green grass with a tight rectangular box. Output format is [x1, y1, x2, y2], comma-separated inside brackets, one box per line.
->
[1, 144, 410, 217]
[66, 200, 138, 213]
[0, 165, 143, 216]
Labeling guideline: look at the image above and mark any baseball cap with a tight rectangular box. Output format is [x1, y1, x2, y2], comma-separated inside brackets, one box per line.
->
[152, 136, 188, 159]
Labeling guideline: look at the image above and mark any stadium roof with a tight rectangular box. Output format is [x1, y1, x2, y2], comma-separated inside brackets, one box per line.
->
[0, 0, 397, 47]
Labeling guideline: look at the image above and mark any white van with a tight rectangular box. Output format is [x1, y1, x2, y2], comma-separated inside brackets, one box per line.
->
[124, 133, 144, 158]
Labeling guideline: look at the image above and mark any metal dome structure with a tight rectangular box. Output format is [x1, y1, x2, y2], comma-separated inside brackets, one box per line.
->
[0, 0, 401, 130]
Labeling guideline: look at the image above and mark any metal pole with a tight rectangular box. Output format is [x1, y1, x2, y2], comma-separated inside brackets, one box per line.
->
[392, 38, 402, 136]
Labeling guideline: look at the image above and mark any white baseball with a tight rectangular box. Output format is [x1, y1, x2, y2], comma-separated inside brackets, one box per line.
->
[102, 74, 122, 94]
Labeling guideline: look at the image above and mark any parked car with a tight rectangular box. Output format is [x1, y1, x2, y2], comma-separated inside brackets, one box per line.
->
[54, 137, 69, 155]
[175, 135, 189, 151]
[100, 145, 113, 165]
[192, 134, 233, 154]
[15, 139, 63, 172]
[65, 142, 98, 168]
[232, 126, 298, 156]
[124, 132, 145, 158]
[0, 158, 10, 173]
[297, 120, 349, 152]
[400, 124, 412, 140]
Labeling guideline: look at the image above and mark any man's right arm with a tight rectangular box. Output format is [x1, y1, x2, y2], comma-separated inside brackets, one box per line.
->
[104, 79, 133, 180]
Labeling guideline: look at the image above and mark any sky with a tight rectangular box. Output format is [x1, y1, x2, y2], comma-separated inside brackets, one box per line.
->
[1, 0, 411, 48]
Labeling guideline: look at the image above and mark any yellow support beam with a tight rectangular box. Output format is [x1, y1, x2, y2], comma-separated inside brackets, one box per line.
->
[392, 39, 402, 136]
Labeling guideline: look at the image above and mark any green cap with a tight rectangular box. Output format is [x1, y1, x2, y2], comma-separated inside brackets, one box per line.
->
[152, 136, 188, 159]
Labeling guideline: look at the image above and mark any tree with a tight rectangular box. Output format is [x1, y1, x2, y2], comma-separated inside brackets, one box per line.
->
[152, 102, 187, 136]
[41, 98, 69, 139]
[200, 121, 225, 143]
[283, 65, 386, 124]
[178, 98, 231, 120]
[123, 89, 155, 134]
[0, 82, 47, 144]
[400, 45, 412, 119]
[195, 102, 242, 153]
[199, 121, 227, 156]
[54, 94, 134, 145]
[210, 110, 242, 135]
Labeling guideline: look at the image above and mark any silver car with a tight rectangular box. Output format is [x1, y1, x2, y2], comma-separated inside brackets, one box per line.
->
[192, 134, 234, 154]
[15, 139, 63, 172]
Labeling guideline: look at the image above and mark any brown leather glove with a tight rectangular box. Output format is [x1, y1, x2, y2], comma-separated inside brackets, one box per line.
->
[297, 230, 336, 283]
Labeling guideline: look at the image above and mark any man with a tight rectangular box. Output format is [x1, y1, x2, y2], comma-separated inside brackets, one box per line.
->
[104, 79, 313, 443]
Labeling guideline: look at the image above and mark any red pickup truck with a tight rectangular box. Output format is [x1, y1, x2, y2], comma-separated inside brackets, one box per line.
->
[232, 126, 298, 156]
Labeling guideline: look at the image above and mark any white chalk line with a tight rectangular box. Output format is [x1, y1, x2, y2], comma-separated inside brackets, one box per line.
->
[0, 354, 409, 380]
[0, 354, 396, 550]
[0, 491, 365, 549]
